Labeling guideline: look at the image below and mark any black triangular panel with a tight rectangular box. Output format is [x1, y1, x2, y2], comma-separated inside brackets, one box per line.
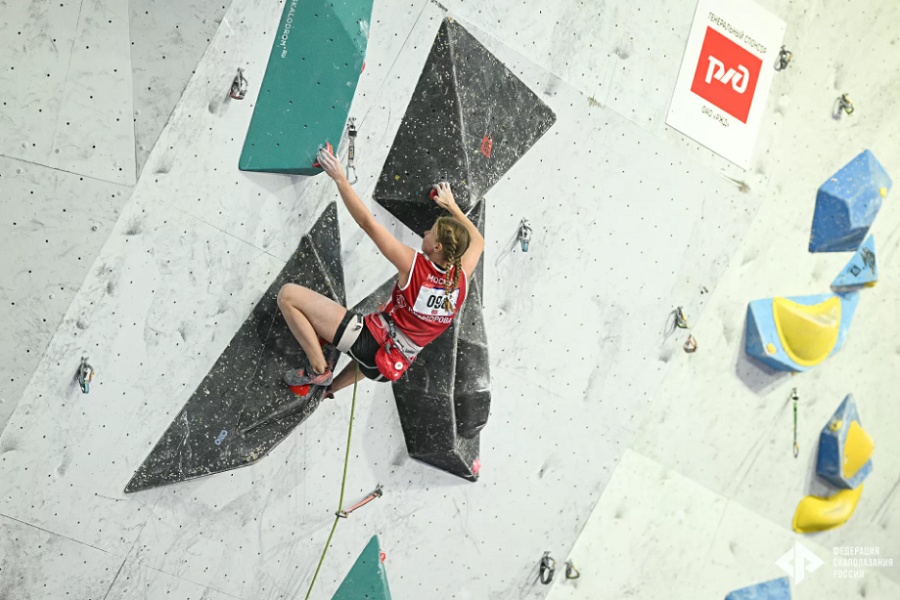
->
[125, 204, 345, 493]
[373, 18, 556, 235]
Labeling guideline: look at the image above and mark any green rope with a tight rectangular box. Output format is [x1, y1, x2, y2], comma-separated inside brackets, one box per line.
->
[304, 364, 359, 600]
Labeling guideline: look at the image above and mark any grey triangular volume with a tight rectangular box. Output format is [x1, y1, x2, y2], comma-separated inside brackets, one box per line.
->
[124, 203, 345, 493]
[447, 20, 556, 199]
[454, 202, 489, 438]
[373, 17, 556, 236]
[373, 19, 469, 235]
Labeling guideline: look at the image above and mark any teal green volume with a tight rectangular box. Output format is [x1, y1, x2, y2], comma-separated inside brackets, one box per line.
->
[332, 535, 392, 600]
[832, 235, 878, 289]
[239, 0, 373, 175]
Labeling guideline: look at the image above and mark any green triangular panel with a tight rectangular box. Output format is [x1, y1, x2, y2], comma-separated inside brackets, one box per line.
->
[239, 0, 373, 175]
[332, 535, 392, 600]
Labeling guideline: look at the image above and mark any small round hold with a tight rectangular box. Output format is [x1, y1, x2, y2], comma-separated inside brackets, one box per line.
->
[92, 225, 99, 231]
[394, 361, 403, 370]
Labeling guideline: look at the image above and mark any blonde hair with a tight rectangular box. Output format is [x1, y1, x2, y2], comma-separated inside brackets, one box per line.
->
[434, 216, 470, 313]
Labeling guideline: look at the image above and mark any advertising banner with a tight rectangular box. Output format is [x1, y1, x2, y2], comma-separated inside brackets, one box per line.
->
[666, 0, 786, 169]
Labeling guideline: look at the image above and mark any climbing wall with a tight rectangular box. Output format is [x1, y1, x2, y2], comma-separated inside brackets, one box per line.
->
[2, 0, 900, 599]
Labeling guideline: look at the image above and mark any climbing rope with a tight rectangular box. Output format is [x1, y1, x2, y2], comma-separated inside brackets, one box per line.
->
[304, 363, 360, 600]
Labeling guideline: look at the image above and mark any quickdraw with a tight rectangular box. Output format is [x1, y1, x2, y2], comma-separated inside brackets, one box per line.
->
[683, 334, 698, 353]
[565, 560, 581, 579]
[674, 306, 690, 329]
[230, 68, 248, 100]
[336, 485, 383, 518]
[518, 219, 533, 252]
[775, 45, 793, 71]
[76, 356, 95, 394]
[791, 388, 799, 458]
[346, 118, 359, 184]
[539, 552, 556, 584]
[837, 93, 854, 116]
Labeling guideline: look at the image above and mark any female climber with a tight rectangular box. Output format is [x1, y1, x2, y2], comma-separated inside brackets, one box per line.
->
[277, 147, 485, 395]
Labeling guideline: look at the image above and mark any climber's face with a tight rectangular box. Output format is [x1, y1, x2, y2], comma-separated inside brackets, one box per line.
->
[422, 224, 442, 256]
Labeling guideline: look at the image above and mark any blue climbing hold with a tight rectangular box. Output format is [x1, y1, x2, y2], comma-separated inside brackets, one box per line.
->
[724, 577, 790, 600]
[809, 150, 891, 253]
[831, 235, 878, 290]
[816, 394, 874, 490]
[745, 292, 859, 373]
[332, 535, 392, 600]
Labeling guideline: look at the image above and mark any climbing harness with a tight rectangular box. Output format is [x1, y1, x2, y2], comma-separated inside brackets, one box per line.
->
[346, 118, 359, 184]
[230, 68, 248, 100]
[683, 334, 698, 353]
[336, 485, 383, 518]
[539, 552, 556, 584]
[837, 93, 854, 116]
[76, 356, 95, 394]
[565, 560, 581, 579]
[674, 306, 690, 329]
[517, 219, 533, 252]
[775, 46, 793, 71]
[304, 364, 360, 600]
[792, 388, 800, 458]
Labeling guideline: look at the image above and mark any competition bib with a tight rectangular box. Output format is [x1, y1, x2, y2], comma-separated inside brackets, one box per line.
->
[413, 285, 459, 317]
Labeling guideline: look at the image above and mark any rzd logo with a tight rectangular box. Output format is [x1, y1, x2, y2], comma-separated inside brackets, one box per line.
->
[690, 27, 762, 124]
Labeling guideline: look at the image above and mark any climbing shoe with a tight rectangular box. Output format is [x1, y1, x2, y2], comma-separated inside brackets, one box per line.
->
[284, 357, 334, 387]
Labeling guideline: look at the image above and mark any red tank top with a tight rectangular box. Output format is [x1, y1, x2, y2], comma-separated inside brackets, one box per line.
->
[365, 252, 468, 347]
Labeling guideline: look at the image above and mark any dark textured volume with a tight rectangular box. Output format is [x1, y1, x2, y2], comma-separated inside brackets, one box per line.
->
[373, 17, 556, 235]
[124, 203, 345, 493]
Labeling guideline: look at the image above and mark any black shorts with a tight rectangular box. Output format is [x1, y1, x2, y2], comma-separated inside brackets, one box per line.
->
[334, 312, 387, 382]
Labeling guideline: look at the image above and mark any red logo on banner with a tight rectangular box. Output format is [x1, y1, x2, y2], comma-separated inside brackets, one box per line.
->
[690, 27, 762, 124]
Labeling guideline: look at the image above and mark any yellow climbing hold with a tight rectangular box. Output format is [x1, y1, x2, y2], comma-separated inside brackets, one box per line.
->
[772, 296, 841, 367]
[766, 343, 777, 355]
[880, 187, 888, 197]
[843, 420, 875, 479]
[829, 419, 843, 432]
[792, 485, 863, 533]
[864, 281, 878, 288]
[394, 175, 401, 181]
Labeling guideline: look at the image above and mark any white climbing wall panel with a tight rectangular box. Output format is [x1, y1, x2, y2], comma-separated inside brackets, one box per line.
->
[1, 1, 899, 599]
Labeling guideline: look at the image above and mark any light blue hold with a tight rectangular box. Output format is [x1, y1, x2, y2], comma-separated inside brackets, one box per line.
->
[745, 292, 860, 373]
[832, 235, 878, 289]
[725, 577, 790, 600]
[816, 394, 873, 490]
[809, 150, 892, 253]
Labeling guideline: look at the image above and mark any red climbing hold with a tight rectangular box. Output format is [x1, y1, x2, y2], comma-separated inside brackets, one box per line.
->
[472, 459, 481, 475]
[312, 142, 334, 168]
[362, 61, 366, 74]
[289, 384, 311, 397]
[379, 550, 386, 563]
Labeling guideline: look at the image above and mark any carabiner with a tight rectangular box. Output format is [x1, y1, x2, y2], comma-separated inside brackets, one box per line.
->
[539, 552, 556, 584]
